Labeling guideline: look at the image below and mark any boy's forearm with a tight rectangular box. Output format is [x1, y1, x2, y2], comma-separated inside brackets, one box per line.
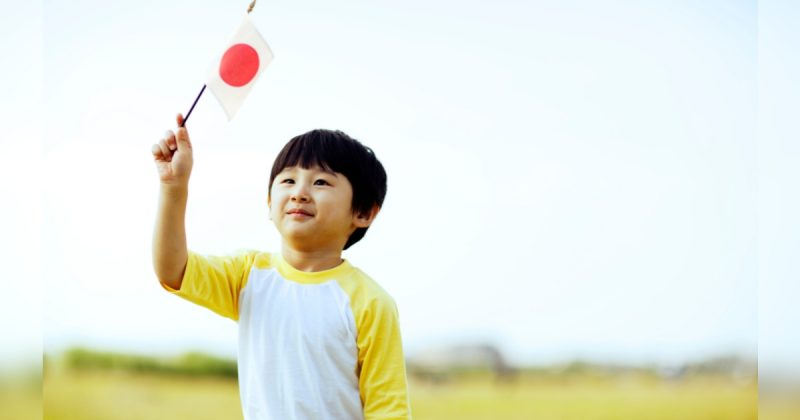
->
[153, 183, 189, 289]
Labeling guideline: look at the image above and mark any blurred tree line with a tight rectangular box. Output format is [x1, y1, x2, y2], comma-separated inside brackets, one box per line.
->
[48, 348, 238, 378]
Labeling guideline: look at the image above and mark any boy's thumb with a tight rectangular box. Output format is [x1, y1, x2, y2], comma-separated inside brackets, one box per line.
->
[175, 113, 192, 150]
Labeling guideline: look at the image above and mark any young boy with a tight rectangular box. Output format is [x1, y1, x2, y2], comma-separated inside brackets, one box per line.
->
[151, 114, 411, 420]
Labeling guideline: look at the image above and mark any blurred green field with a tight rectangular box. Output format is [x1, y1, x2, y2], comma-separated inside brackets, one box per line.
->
[760, 395, 800, 420]
[43, 367, 758, 420]
[0, 376, 42, 420]
[411, 375, 756, 420]
[44, 369, 242, 420]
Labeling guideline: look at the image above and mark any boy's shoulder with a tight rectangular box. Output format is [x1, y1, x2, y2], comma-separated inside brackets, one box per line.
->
[250, 250, 279, 270]
[335, 262, 399, 314]
[192, 249, 276, 272]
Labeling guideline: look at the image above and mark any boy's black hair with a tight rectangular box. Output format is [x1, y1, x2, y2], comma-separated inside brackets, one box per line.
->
[269, 129, 387, 250]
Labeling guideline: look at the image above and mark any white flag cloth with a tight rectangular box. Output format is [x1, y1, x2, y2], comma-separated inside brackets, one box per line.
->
[207, 15, 273, 120]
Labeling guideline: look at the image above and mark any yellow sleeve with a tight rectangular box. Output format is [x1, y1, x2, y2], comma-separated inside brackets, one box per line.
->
[356, 295, 412, 419]
[159, 250, 257, 321]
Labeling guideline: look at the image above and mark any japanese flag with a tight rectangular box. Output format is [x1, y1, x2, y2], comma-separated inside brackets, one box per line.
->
[207, 15, 273, 120]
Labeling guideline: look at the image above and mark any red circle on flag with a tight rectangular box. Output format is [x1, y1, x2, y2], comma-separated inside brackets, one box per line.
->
[219, 43, 260, 87]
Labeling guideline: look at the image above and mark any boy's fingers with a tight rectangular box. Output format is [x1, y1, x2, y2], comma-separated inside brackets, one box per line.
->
[166, 136, 177, 151]
[151, 143, 163, 159]
[162, 130, 176, 151]
[158, 140, 172, 160]
[176, 113, 184, 127]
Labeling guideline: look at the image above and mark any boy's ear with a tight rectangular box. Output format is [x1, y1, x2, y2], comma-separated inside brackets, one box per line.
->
[353, 205, 380, 228]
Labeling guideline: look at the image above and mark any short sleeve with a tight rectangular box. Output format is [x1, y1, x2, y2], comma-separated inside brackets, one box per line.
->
[160, 250, 258, 321]
[356, 296, 412, 419]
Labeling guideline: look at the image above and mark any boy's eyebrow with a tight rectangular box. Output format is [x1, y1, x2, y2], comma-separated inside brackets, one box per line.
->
[280, 166, 339, 177]
[313, 167, 339, 177]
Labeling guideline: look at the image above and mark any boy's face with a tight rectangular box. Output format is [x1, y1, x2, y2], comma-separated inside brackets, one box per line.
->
[269, 165, 372, 251]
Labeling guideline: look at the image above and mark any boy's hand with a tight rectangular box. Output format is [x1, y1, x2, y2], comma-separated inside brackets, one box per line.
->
[152, 114, 193, 186]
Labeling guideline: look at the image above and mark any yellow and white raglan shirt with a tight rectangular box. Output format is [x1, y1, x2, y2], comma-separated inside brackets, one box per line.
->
[161, 251, 411, 420]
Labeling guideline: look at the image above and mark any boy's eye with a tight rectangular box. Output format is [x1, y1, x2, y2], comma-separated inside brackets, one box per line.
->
[314, 179, 330, 186]
[281, 178, 295, 184]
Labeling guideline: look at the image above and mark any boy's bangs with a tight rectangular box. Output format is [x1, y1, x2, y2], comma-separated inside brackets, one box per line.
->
[280, 138, 336, 172]
[277, 133, 341, 175]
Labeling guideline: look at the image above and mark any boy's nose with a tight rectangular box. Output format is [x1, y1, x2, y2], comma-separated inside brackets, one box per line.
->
[290, 189, 310, 202]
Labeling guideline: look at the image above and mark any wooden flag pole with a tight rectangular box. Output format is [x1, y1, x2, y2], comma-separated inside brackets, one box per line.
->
[180, 0, 257, 127]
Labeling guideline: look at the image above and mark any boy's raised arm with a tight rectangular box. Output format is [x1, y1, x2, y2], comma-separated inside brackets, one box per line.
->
[151, 114, 194, 290]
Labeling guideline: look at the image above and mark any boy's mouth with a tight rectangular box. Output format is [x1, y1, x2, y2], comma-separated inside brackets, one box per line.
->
[287, 208, 313, 217]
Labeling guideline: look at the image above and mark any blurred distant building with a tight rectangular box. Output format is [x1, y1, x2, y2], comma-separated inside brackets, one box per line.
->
[407, 343, 517, 382]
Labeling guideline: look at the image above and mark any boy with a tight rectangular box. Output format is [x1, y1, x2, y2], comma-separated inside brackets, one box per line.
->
[151, 114, 411, 420]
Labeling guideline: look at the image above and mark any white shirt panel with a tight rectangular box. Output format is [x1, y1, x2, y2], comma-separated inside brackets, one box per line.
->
[237, 267, 363, 420]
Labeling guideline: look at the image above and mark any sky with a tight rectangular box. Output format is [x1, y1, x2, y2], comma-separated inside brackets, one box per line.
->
[757, 0, 800, 379]
[2, 0, 794, 369]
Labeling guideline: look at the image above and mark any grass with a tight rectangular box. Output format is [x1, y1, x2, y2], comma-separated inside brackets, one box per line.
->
[410, 374, 757, 420]
[42, 365, 759, 420]
[0, 375, 42, 420]
[44, 369, 242, 420]
[759, 388, 800, 420]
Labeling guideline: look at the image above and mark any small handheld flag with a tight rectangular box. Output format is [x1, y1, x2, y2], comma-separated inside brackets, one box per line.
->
[207, 14, 273, 120]
[182, 7, 273, 126]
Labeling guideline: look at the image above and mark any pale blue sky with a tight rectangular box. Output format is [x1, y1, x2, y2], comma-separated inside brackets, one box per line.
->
[757, 0, 800, 378]
[4, 0, 791, 368]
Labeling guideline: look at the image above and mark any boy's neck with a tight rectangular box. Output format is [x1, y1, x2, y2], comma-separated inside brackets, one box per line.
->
[280, 243, 345, 272]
